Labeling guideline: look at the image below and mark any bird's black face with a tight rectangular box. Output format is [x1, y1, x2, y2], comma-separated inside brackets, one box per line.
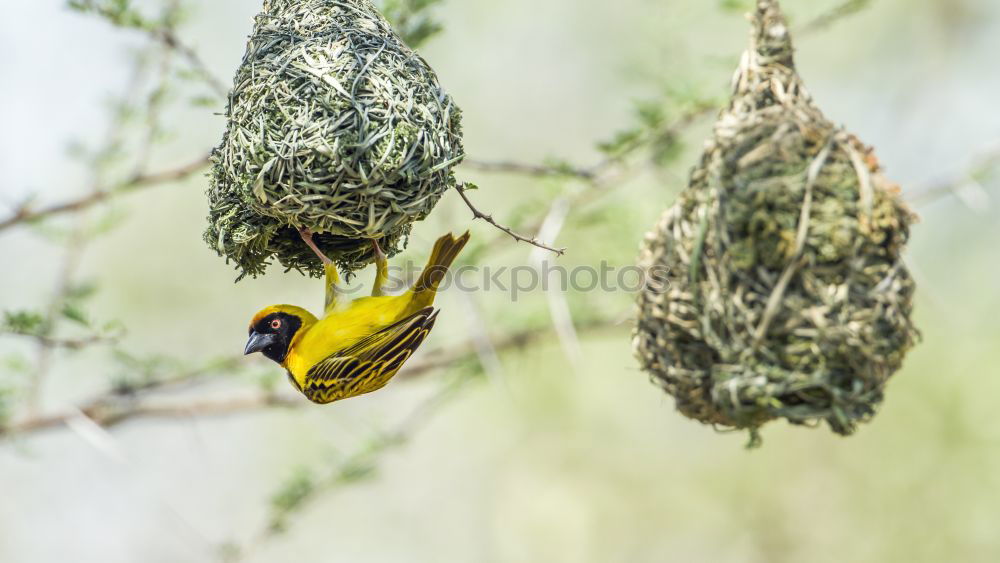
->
[245, 313, 303, 364]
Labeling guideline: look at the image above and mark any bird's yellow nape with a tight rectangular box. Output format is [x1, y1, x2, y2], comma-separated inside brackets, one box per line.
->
[249, 305, 318, 330]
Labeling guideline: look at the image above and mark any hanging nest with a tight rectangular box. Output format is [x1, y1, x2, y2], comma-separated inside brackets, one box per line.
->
[205, 0, 464, 279]
[633, 0, 918, 444]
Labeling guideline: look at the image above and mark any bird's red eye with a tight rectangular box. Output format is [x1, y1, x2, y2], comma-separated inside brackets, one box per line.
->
[270, 319, 282, 330]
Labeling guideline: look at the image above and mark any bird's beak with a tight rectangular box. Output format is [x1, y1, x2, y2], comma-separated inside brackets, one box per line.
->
[244, 331, 277, 355]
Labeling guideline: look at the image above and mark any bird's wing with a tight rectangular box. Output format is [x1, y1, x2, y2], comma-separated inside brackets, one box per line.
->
[301, 307, 438, 403]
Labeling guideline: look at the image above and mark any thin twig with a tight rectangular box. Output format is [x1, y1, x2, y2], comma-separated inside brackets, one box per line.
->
[908, 143, 1000, 206]
[797, 0, 873, 34]
[458, 292, 506, 385]
[0, 155, 211, 233]
[153, 29, 229, 98]
[530, 198, 581, 369]
[462, 159, 596, 180]
[0, 330, 120, 350]
[26, 220, 89, 416]
[2, 356, 244, 436]
[129, 42, 176, 178]
[455, 184, 567, 256]
[464, 102, 716, 187]
[9, 394, 301, 436]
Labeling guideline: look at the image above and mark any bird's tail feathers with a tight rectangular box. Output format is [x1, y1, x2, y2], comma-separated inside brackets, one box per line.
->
[410, 231, 471, 302]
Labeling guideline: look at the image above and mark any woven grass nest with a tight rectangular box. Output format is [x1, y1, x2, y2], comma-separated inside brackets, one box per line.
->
[206, 0, 463, 278]
[633, 0, 919, 445]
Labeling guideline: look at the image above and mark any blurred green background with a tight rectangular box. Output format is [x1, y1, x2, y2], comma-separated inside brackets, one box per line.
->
[1, 0, 999, 562]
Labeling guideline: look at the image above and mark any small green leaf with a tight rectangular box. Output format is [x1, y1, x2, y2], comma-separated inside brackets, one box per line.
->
[3, 310, 46, 334]
[719, 0, 751, 13]
[270, 468, 315, 513]
[65, 281, 98, 303]
[189, 95, 220, 108]
[61, 304, 90, 327]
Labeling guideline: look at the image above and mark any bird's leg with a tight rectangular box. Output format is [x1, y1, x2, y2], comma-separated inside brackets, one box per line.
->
[299, 227, 340, 314]
[371, 238, 389, 297]
[298, 227, 333, 265]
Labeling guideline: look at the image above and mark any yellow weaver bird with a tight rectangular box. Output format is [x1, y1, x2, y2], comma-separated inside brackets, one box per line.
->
[244, 230, 470, 404]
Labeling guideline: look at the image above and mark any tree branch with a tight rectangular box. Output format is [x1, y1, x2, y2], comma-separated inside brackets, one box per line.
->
[463, 102, 716, 186]
[455, 184, 567, 256]
[0, 155, 211, 233]
[798, 0, 873, 34]
[153, 29, 229, 98]
[9, 394, 301, 436]
[1, 320, 618, 438]
[0, 330, 120, 350]
[462, 159, 596, 180]
[908, 143, 1000, 206]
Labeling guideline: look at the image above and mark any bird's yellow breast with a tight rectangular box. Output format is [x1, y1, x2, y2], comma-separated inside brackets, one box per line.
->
[283, 294, 413, 385]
